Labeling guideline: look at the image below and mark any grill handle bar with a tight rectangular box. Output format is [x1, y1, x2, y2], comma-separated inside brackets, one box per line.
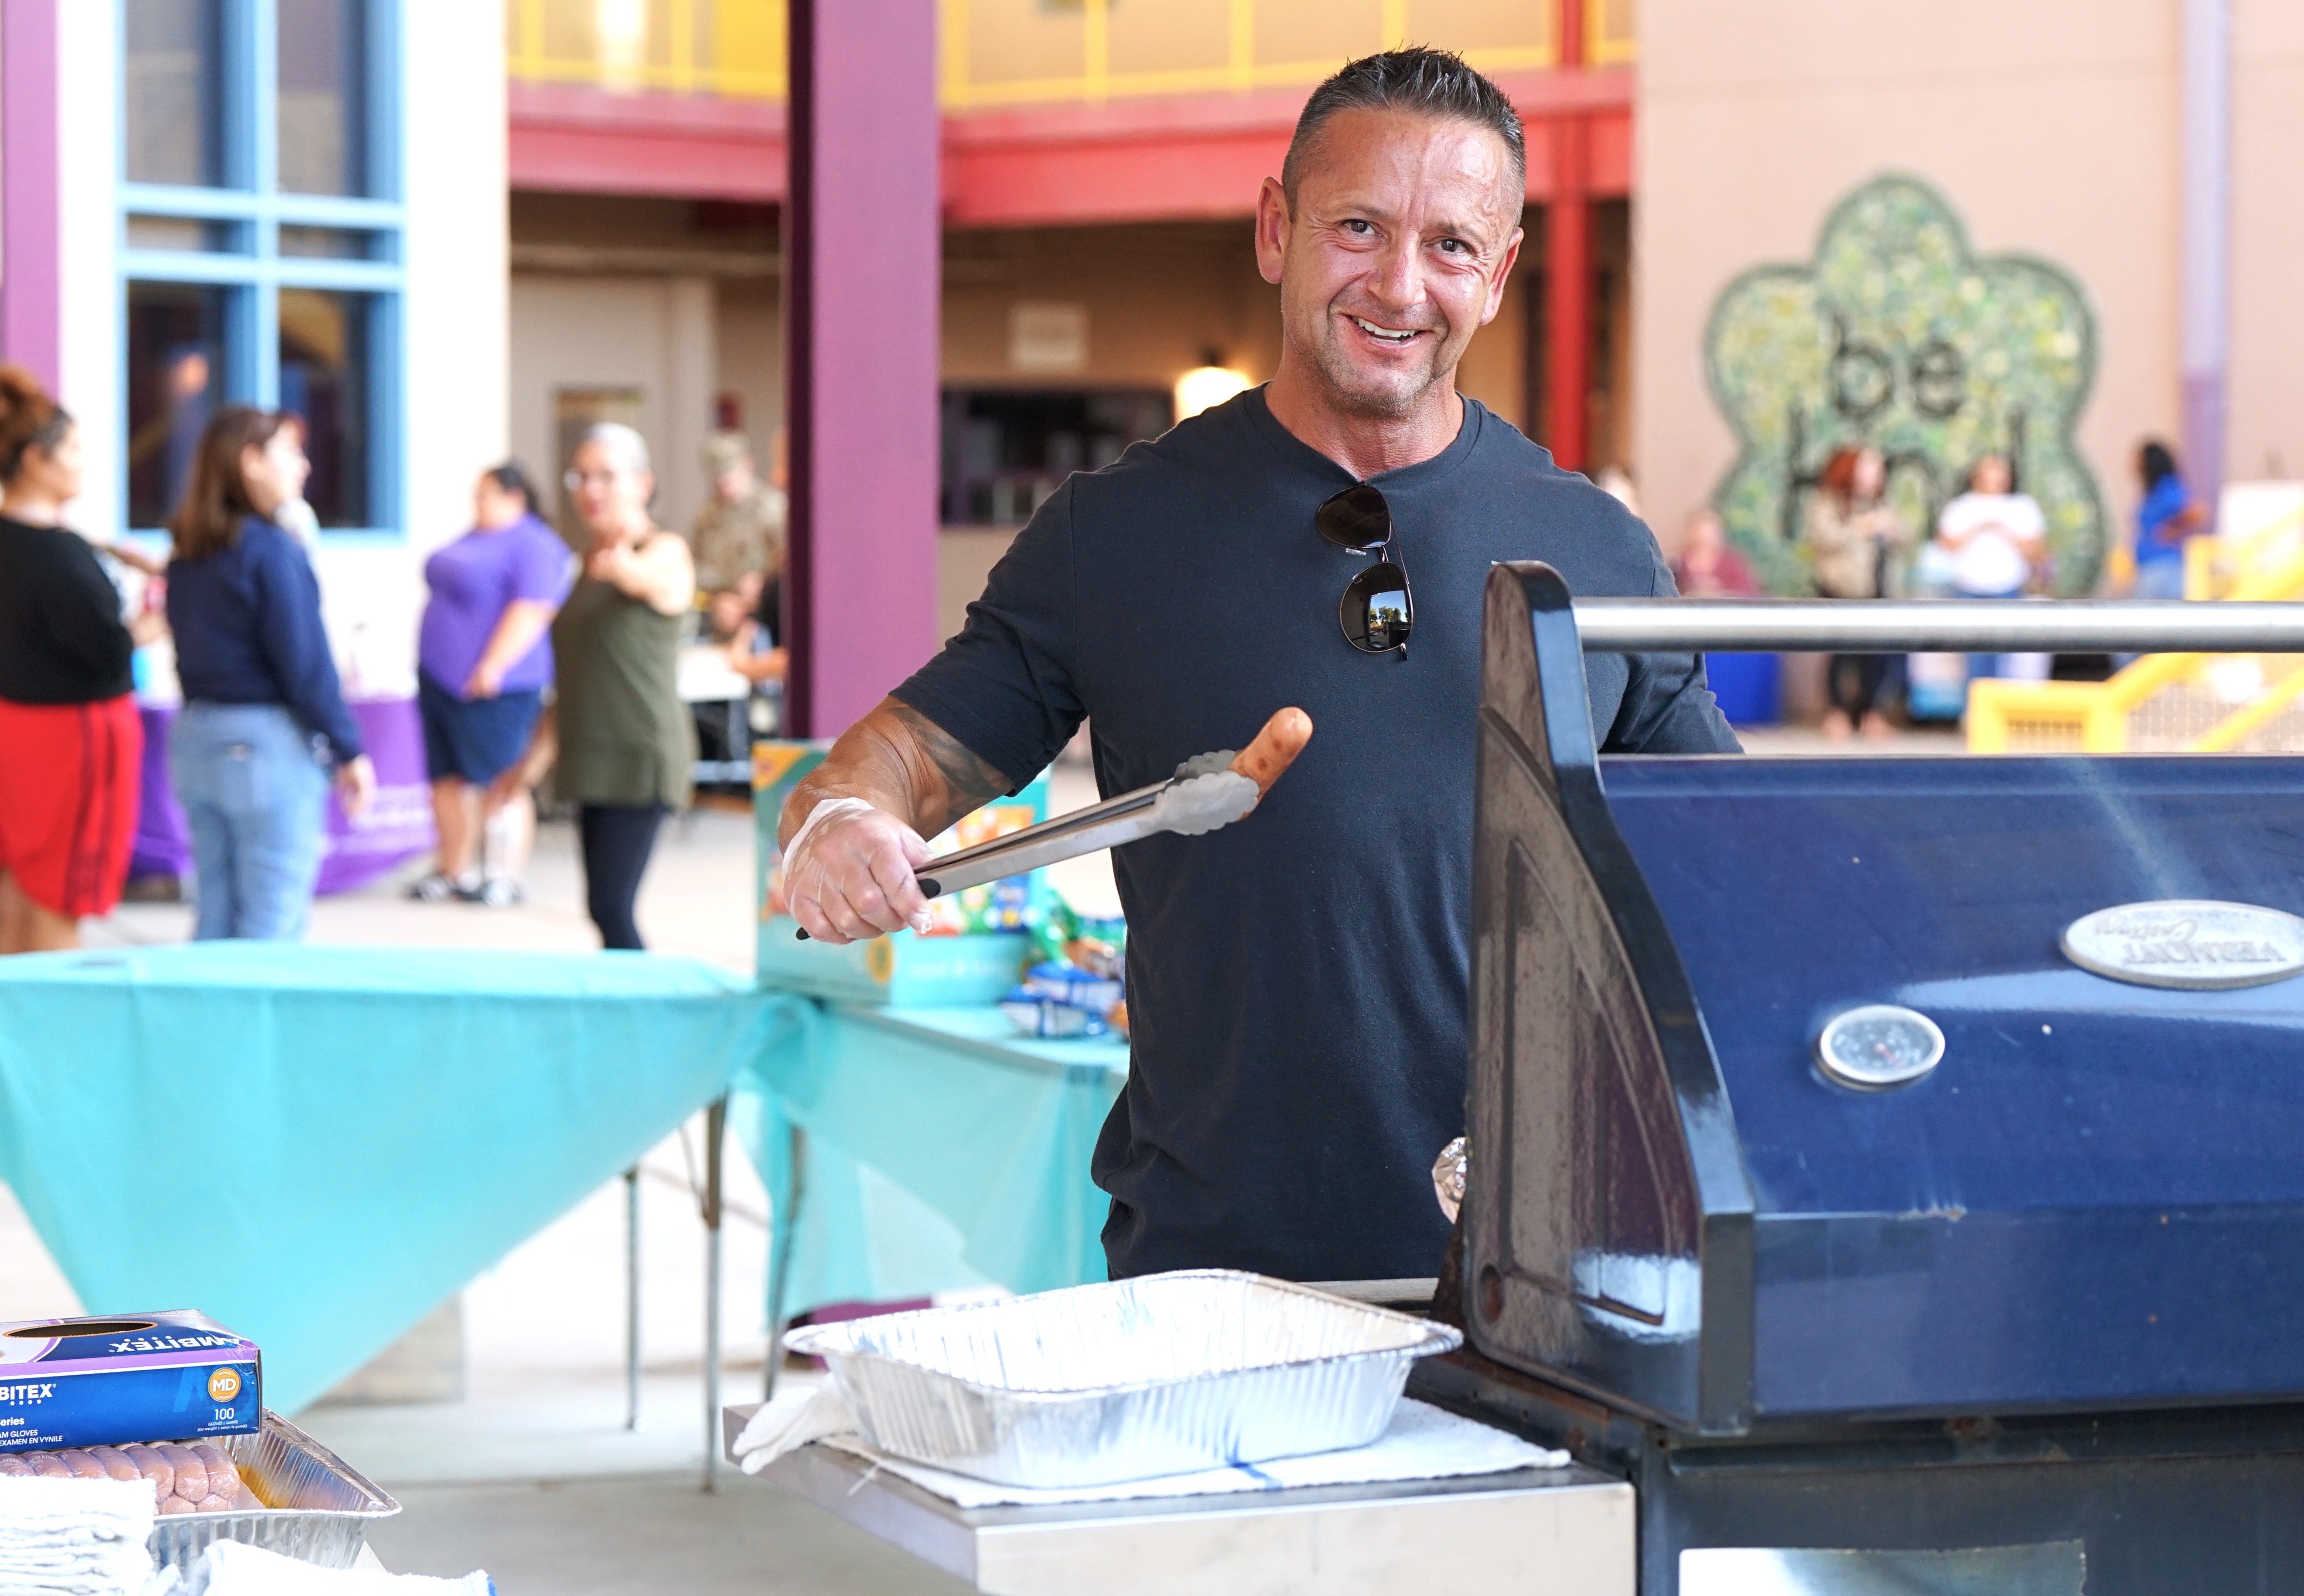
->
[1570, 600, 2304, 654]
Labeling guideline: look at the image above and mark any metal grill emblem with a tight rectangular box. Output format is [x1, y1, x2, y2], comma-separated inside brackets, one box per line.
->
[2061, 900, 2304, 991]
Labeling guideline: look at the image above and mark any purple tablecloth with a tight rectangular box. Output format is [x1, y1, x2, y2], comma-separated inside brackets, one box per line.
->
[132, 699, 435, 896]
[129, 711, 191, 883]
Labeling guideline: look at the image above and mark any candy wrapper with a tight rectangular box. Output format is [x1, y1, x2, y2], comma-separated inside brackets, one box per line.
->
[1030, 896, 1128, 978]
[1000, 995, 1106, 1039]
[1002, 889, 1130, 1039]
[1432, 1137, 1467, 1223]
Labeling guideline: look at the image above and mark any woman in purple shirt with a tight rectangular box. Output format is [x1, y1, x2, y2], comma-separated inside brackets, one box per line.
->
[409, 463, 571, 905]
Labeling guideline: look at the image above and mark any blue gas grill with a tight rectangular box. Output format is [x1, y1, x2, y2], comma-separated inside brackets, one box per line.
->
[1421, 563, 2304, 1595]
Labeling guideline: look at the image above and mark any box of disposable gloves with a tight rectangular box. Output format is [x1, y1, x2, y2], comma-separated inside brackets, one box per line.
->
[0, 1312, 259, 1453]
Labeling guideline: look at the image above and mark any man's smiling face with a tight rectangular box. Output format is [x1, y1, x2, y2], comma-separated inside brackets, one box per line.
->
[1259, 107, 1524, 422]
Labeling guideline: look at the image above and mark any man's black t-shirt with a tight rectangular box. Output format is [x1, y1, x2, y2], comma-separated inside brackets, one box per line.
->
[895, 388, 1738, 1283]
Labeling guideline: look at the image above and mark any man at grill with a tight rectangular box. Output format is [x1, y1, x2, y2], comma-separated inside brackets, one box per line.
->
[780, 48, 1739, 1284]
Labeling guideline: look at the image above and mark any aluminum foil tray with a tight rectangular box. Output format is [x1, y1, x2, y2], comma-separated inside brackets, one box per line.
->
[783, 1269, 1464, 1488]
[148, 1409, 400, 1575]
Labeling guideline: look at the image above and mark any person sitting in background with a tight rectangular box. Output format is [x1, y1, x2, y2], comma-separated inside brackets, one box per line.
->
[165, 408, 374, 941]
[1804, 445, 1908, 740]
[1936, 454, 2049, 682]
[1672, 507, 1759, 597]
[0, 366, 151, 953]
[490, 424, 695, 951]
[721, 572, 788, 688]
[408, 462, 571, 907]
[688, 431, 786, 599]
[2131, 438, 2202, 601]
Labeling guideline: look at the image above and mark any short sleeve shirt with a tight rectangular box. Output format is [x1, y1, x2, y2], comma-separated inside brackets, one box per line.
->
[1937, 492, 2046, 596]
[418, 515, 574, 698]
[2135, 475, 2191, 566]
[895, 389, 1738, 1283]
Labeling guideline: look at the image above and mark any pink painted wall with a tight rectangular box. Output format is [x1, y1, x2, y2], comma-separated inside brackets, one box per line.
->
[783, 0, 942, 737]
[1, 0, 61, 388]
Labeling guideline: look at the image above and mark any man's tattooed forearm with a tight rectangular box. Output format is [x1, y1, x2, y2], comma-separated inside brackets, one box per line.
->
[886, 702, 1008, 814]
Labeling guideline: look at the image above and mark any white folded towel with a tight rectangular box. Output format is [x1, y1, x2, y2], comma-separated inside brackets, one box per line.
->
[0, 1475, 159, 1596]
[181, 1541, 491, 1595]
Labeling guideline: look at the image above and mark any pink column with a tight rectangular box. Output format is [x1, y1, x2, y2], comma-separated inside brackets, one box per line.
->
[782, 0, 942, 737]
[1, 0, 61, 388]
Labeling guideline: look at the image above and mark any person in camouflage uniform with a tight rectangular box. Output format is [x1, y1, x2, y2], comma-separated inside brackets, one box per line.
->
[688, 430, 786, 599]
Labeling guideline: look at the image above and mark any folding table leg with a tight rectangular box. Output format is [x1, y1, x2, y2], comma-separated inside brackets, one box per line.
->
[624, 1165, 641, 1431]
[703, 1096, 726, 1493]
[764, 1122, 806, 1400]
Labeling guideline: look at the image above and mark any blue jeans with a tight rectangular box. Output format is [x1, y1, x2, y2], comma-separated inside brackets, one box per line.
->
[2133, 560, 2186, 601]
[1954, 587, 2036, 683]
[169, 702, 332, 940]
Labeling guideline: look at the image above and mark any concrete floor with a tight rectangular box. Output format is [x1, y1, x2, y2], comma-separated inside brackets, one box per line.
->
[364, 1476, 972, 1595]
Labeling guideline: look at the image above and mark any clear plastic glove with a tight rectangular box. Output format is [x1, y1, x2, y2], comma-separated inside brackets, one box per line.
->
[783, 797, 935, 943]
[731, 1384, 858, 1475]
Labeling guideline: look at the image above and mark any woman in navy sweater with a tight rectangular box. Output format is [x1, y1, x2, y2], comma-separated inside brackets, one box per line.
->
[165, 407, 373, 939]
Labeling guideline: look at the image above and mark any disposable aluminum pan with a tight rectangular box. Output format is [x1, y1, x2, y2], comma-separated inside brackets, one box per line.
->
[148, 1409, 400, 1575]
[782, 1269, 1463, 1488]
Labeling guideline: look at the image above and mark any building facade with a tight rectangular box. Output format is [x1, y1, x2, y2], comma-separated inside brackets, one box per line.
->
[6, 2, 2284, 726]
[3, 0, 508, 694]
[501, 0, 1635, 640]
[1636, 0, 2304, 586]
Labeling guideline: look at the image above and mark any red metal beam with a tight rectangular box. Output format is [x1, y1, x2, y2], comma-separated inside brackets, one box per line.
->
[503, 70, 1631, 217]
[507, 81, 787, 201]
[1544, 0, 1593, 472]
[942, 68, 1634, 227]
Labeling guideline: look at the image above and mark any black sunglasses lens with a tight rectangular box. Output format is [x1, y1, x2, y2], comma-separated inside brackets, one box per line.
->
[1340, 562, 1413, 652]
[1316, 483, 1391, 551]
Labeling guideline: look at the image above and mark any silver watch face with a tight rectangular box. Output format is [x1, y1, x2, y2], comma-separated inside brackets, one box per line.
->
[1817, 1005, 1945, 1091]
[2061, 900, 2304, 991]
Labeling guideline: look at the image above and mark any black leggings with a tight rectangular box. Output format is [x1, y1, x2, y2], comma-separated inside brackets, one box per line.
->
[1827, 654, 1890, 720]
[579, 804, 666, 951]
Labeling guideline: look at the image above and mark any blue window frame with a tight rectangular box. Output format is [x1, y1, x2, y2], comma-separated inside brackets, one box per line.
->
[118, 0, 404, 539]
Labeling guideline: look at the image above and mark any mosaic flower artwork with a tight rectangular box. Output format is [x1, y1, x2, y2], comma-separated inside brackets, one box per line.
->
[1705, 175, 2103, 596]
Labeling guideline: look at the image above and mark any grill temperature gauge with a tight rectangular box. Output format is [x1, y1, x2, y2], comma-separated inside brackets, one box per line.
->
[1817, 1004, 1945, 1091]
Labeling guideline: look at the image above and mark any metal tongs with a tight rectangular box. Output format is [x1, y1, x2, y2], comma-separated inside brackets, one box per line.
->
[792, 708, 1313, 938]
[920, 707, 1314, 898]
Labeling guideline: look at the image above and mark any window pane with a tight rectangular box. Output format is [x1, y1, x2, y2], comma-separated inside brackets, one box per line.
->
[127, 282, 234, 529]
[125, 0, 223, 187]
[277, 0, 368, 196]
[278, 225, 377, 259]
[125, 216, 238, 253]
[279, 289, 371, 527]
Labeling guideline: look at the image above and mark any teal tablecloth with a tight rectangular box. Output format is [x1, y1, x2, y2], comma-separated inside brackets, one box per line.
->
[736, 999, 1127, 1315]
[0, 945, 778, 1412]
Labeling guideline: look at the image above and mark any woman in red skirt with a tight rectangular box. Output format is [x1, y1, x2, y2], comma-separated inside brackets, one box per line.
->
[0, 364, 144, 953]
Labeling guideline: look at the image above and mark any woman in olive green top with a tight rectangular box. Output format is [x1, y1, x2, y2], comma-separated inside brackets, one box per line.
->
[490, 423, 695, 948]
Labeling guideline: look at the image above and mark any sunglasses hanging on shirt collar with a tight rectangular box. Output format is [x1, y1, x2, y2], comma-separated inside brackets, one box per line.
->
[1317, 483, 1413, 659]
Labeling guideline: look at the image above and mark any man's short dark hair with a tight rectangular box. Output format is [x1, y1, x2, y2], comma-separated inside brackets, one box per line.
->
[1281, 48, 1527, 210]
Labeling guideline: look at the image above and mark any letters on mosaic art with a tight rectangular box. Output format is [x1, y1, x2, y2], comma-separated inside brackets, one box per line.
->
[1704, 175, 2103, 596]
